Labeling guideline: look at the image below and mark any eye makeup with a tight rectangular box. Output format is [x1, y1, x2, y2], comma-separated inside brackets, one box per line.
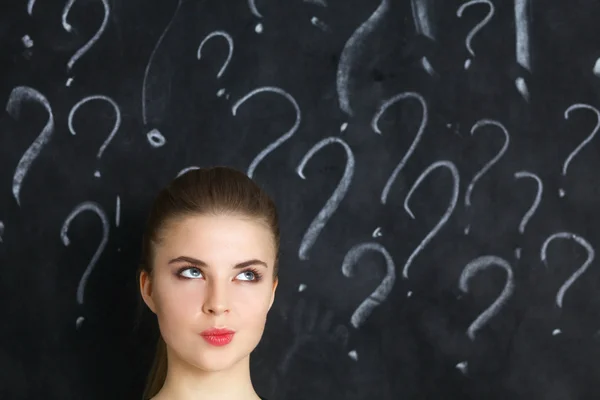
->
[175, 265, 264, 282]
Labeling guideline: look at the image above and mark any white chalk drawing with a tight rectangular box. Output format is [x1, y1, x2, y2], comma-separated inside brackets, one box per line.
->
[247, 0, 264, 33]
[60, 201, 110, 328]
[115, 195, 120, 227]
[311, 17, 330, 31]
[459, 255, 515, 340]
[456, 361, 468, 373]
[296, 137, 355, 260]
[348, 349, 358, 360]
[411, 0, 435, 40]
[62, 0, 76, 32]
[232, 86, 301, 178]
[142, 0, 184, 125]
[464, 119, 510, 233]
[146, 128, 167, 148]
[514, 0, 531, 71]
[248, 0, 263, 18]
[372, 92, 428, 204]
[372, 227, 382, 238]
[541, 232, 595, 308]
[593, 58, 600, 78]
[514, 0, 531, 100]
[62, 0, 110, 73]
[515, 77, 529, 101]
[341, 242, 396, 328]
[278, 297, 349, 375]
[337, 0, 390, 116]
[197, 30, 234, 79]
[21, 35, 34, 49]
[177, 166, 201, 177]
[456, 0, 495, 70]
[68, 95, 122, 160]
[513, 171, 543, 259]
[27, 0, 36, 15]
[513, 171, 542, 234]
[6, 86, 55, 206]
[411, 0, 437, 75]
[560, 104, 600, 197]
[402, 160, 460, 279]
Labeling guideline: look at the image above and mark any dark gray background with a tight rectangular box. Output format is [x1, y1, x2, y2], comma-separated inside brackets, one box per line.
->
[2, 0, 600, 398]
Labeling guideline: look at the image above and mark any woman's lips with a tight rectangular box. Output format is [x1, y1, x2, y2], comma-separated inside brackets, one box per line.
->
[200, 328, 235, 346]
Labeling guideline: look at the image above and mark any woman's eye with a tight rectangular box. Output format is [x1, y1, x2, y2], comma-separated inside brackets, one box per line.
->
[237, 270, 256, 281]
[180, 267, 203, 279]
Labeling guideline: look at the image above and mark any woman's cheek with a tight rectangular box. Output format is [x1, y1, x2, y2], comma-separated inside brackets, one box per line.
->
[239, 290, 272, 321]
[160, 282, 204, 318]
[234, 282, 271, 304]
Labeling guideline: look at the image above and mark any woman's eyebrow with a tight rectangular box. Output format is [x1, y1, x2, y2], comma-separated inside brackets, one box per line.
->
[167, 256, 268, 269]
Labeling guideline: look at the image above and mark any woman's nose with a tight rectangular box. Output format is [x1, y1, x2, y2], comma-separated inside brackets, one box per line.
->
[202, 280, 230, 315]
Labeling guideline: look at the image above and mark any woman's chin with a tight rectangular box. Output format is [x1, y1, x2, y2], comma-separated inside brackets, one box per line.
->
[187, 349, 247, 373]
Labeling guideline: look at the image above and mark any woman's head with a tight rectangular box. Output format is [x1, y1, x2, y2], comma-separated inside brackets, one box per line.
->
[135, 166, 279, 399]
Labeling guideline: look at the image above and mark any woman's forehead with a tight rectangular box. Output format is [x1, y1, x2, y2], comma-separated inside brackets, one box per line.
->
[155, 214, 275, 258]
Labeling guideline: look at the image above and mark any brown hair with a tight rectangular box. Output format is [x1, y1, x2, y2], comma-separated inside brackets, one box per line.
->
[133, 166, 280, 400]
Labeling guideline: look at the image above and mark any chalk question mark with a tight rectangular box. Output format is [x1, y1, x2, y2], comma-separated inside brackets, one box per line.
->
[62, 0, 110, 85]
[455, 255, 515, 374]
[559, 104, 600, 197]
[459, 255, 515, 340]
[513, 171, 543, 259]
[402, 160, 460, 279]
[456, 0, 495, 70]
[60, 201, 110, 329]
[337, 0, 389, 118]
[372, 91, 428, 205]
[541, 232, 595, 308]
[5, 86, 55, 206]
[232, 86, 301, 178]
[68, 95, 121, 178]
[464, 119, 510, 234]
[197, 30, 234, 98]
[141, 0, 187, 148]
[341, 242, 396, 329]
[296, 137, 355, 260]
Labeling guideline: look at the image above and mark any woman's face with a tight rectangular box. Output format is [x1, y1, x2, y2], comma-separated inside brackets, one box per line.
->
[140, 214, 278, 373]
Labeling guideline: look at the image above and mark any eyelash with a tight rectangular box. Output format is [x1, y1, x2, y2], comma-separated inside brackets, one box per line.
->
[176, 266, 263, 282]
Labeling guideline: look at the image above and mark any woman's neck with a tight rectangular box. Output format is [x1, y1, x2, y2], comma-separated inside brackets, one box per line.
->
[152, 353, 260, 400]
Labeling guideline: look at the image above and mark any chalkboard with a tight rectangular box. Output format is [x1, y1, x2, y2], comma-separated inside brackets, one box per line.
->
[3, 0, 600, 398]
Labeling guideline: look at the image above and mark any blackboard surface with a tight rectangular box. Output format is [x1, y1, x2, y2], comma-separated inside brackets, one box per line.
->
[3, 0, 600, 399]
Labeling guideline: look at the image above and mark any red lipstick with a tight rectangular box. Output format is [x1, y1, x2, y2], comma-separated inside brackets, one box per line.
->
[200, 328, 235, 346]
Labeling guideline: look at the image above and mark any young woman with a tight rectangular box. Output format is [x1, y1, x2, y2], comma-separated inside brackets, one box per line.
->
[136, 166, 279, 400]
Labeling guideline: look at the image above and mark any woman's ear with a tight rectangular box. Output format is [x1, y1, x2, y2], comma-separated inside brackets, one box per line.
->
[269, 277, 278, 311]
[139, 270, 157, 314]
